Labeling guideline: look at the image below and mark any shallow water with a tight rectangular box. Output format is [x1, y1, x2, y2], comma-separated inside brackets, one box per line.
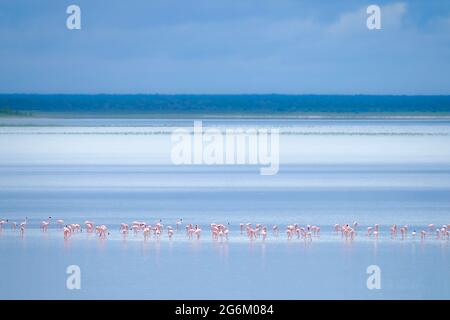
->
[0, 228, 449, 299]
[0, 118, 449, 299]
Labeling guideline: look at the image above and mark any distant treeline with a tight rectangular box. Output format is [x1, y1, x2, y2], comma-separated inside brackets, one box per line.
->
[1, 94, 450, 115]
[0, 106, 32, 117]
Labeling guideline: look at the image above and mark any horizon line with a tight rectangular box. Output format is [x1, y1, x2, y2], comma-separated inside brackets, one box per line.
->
[2, 93, 450, 97]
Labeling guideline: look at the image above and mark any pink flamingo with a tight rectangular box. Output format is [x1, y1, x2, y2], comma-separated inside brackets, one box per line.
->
[19, 217, 27, 236]
[85, 221, 95, 233]
[305, 231, 312, 242]
[71, 224, 80, 233]
[390, 224, 397, 237]
[342, 225, 355, 240]
[218, 229, 224, 241]
[63, 226, 71, 239]
[286, 228, 292, 240]
[420, 230, 426, 240]
[186, 225, 195, 239]
[154, 227, 161, 239]
[131, 224, 139, 234]
[96, 225, 108, 238]
[194, 225, 202, 240]
[247, 226, 256, 240]
[211, 224, 219, 240]
[261, 227, 267, 240]
[19, 223, 26, 236]
[400, 227, 406, 239]
[143, 226, 150, 240]
[436, 228, 441, 239]
[311, 225, 320, 236]
[120, 223, 129, 234]
[57, 219, 64, 228]
[299, 227, 306, 239]
[272, 225, 279, 235]
[440, 227, 446, 239]
[168, 227, 174, 239]
[334, 224, 340, 234]
[341, 224, 349, 238]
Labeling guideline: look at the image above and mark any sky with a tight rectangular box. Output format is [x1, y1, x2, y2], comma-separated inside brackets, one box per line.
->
[0, 0, 450, 94]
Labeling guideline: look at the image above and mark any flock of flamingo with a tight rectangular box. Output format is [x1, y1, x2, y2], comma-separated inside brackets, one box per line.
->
[1, 217, 449, 242]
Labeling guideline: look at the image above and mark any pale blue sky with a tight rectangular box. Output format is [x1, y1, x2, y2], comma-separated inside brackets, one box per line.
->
[0, 0, 450, 94]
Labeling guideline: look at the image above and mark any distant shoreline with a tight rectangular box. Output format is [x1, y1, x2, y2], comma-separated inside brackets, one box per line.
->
[2, 112, 450, 120]
[1, 94, 450, 118]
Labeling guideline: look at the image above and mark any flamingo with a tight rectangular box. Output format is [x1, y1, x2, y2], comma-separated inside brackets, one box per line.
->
[272, 224, 279, 235]
[421, 230, 426, 240]
[223, 228, 229, 240]
[85, 221, 95, 233]
[305, 231, 312, 242]
[334, 224, 340, 234]
[261, 227, 267, 240]
[132, 224, 139, 234]
[96, 225, 108, 238]
[19, 217, 27, 236]
[390, 224, 397, 237]
[72, 224, 80, 233]
[211, 224, 219, 240]
[19, 223, 26, 235]
[143, 226, 151, 240]
[155, 228, 161, 239]
[63, 226, 71, 239]
[400, 227, 406, 239]
[286, 228, 292, 240]
[194, 227, 201, 240]
[120, 223, 129, 234]
[311, 225, 320, 236]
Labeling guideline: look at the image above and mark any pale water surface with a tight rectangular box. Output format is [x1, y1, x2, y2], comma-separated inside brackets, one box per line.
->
[0, 118, 449, 299]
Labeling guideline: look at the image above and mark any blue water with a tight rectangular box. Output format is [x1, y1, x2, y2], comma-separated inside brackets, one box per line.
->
[0, 118, 449, 299]
[1, 94, 450, 115]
